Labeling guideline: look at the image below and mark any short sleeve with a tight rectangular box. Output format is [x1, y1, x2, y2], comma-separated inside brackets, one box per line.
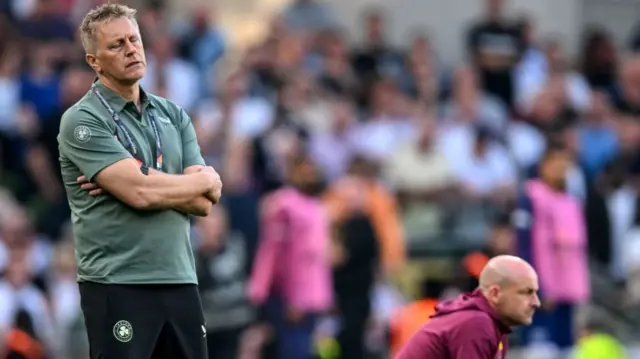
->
[58, 108, 133, 181]
[178, 108, 206, 169]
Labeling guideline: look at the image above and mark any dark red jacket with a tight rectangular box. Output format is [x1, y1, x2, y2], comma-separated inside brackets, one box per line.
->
[394, 289, 511, 359]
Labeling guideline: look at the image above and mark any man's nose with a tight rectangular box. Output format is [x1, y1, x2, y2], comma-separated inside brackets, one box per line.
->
[532, 295, 541, 308]
[124, 40, 137, 56]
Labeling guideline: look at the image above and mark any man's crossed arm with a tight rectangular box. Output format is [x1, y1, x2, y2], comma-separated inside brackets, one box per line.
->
[60, 106, 220, 216]
[77, 160, 222, 217]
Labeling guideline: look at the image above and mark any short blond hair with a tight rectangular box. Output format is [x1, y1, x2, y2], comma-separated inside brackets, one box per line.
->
[80, 3, 138, 54]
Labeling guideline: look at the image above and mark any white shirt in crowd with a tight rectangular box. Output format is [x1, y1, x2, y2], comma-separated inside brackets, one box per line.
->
[140, 56, 200, 112]
[0, 280, 57, 352]
[195, 97, 274, 140]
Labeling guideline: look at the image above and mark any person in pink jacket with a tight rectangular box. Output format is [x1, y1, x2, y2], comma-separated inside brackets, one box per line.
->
[514, 144, 590, 350]
[248, 153, 333, 359]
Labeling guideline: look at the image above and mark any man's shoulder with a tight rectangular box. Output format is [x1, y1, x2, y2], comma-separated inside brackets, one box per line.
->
[428, 310, 496, 335]
[456, 310, 496, 327]
[148, 93, 183, 114]
[147, 93, 187, 125]
[60, 94, 101, 127]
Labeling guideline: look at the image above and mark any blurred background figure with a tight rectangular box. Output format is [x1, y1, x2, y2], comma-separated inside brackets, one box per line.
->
[515, 144, 589, 355]
[248, 153, 332, 359]
[194, 206, 255, 359]
[3, 0, 640, 358]
[572, 315, 628, 359]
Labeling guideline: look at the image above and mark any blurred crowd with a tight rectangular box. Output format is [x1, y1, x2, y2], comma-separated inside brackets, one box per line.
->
[1, 0, 640, 358]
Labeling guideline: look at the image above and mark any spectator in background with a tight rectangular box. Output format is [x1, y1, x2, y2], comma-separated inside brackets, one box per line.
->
[316, 29, 359, 99]
[24, 65, 93, 240]
[515, 144, 589, 352]
[577, 91, 618, 180]
[388, 280, 446, 358]
[176, 4, 225, 98]
[250, 75, 311, 195]
[610, 55, 640, 115]
[17, 0, 74, 42]
[0, 45, 22, 135]
[309, 98, 358, 183]
[517, 40, 591, 118]
[0, 245, 55, 355]
[324, 155, 405, 276]
[400, 33, 442, 109]
[351, 8, 404, 97]
[327, 161, 381, 359]
[572, 316, 628, 359]
[585, 157, 637, 285]
[447, 126, 517, 207]
[2, 309, 44, 359]
[0, 44, 29, 187]
[248, 153, 332, 359]
[628, 18, 640, 52]
[48, 239, 81, 359]
[441, 65, 509, 134]
[134, 0, 165, 43]
[195, 71, 274, 162]
[581, 28, 618, 91]
[194, 206, 255, 359]
[385, 113, 457, 241]
[460, 213, 514, 292]
[350, 79, 415, 162]
[282, 0, 338, 32]
[514, 15, 546, 92]
[467, 0, 524, 108]
[20, 42, 61, 125]
[282, 71, 330, 135]
[623, 208, 640, 306]
[0, 209, 52, 289]
[139, 32, 200, 112]
[556, 119, 588, 202]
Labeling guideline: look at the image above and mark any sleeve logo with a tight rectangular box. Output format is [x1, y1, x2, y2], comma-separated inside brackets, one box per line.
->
[74, 125, 92, 143]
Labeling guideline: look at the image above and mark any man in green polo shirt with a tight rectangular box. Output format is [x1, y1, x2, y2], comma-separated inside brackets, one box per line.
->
[57, 4, 221, 359]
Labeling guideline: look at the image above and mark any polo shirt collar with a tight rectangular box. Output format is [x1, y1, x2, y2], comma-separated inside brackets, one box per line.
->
[92, 78, 155, 113]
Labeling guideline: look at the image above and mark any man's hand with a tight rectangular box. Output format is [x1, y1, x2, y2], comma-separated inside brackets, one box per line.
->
[200, 166, 223, 204]
[78, 175, 105, 196]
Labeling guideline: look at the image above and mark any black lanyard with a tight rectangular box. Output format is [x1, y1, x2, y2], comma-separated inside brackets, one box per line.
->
[91, 85, 164, 171]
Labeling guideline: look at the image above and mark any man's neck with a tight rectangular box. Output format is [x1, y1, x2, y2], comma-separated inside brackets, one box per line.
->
[99, 75, 140, 104]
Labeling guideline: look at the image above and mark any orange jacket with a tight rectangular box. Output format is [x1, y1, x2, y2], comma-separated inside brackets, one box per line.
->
[3, 329, 44, 359]
[389, 298, 439, 357]
[324, 180, 405, 273]
[462, 251, 491, 279]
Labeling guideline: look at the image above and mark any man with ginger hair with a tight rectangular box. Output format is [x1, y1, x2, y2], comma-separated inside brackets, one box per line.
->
[395, 255, 540, 359]
[57, 3, 222, 359]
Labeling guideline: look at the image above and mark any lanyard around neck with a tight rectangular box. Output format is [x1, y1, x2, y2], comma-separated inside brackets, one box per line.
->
[91, 85, 164, 171]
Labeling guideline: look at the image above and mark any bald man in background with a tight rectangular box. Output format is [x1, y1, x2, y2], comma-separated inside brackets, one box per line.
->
[394, 255, 540, 359]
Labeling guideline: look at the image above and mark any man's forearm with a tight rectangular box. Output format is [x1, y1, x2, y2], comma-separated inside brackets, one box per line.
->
[134, 170, 213, 211]
[147, 169, 213, 216]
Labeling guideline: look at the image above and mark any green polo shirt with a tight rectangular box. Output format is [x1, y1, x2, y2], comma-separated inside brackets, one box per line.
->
[58, 79, 205, 284]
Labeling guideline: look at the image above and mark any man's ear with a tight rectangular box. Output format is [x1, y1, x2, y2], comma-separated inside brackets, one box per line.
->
[487, 284, 502, 301]
[85, 54, 100, 73]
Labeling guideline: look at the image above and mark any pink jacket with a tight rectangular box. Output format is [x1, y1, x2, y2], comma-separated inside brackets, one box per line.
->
[516, 179, 589, 303]
[248, 187, 333, 312]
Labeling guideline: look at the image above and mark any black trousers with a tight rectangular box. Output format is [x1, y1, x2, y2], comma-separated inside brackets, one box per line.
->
[206, 327, 243, 359]
[79, 282, 208, 359]
[336, 292, 371, 359]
